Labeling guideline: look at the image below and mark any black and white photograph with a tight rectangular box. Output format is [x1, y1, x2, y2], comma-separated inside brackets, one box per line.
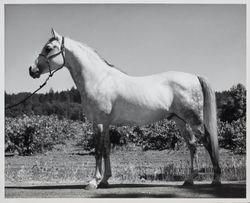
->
[3, 2, 247, 199]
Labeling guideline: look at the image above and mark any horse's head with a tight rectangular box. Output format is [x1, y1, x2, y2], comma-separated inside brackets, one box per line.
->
[29, 28, 65, 78]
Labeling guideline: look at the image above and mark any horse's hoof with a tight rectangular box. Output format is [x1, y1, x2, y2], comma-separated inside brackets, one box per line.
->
[182, 180, 194, 187]
[98, 181, 109, 188]
[85, 183, 98, 190]
[211, 180, 222, 186]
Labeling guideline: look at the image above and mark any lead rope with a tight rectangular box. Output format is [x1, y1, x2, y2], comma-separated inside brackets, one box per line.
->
[5, 37, 65, 110]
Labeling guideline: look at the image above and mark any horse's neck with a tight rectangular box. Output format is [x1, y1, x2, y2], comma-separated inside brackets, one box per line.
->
[64, 38, 110, 95]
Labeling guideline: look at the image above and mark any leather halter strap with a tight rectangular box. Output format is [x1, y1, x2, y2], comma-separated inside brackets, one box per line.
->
[39, 36, 65, 77]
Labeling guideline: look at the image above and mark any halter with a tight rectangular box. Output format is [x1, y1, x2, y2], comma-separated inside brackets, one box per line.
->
[5, 37, 66, 110]
[39, 36, 65, 77]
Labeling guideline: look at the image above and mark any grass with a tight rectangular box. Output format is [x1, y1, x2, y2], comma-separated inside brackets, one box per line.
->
[110, 147, 246, 183]
[5, 143, 246, 185]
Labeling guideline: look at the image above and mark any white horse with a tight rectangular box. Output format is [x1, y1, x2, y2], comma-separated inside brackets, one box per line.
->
[29, 29, 221, 189]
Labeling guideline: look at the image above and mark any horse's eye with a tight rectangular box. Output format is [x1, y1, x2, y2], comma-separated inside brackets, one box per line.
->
[45, 46, 52, 54]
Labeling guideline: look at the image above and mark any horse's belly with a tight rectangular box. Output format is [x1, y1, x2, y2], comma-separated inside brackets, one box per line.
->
[111, 99, 172, 126]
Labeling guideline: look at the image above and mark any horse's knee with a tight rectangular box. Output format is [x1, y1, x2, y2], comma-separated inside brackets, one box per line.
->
[103, 150, 110, 158]
[182, 127, 197, 154]
[96, 124, 104, 133]
[103, 140, 111, 158]
[103, 132, 111, 155]
[191, 124, 204, 139]
[94, 123, 106, 150]
[94, 135, 102, 155]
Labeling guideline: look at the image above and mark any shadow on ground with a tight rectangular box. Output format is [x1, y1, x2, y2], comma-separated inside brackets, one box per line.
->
[177, 183, 246, 198]
[5, 182, 246, 198]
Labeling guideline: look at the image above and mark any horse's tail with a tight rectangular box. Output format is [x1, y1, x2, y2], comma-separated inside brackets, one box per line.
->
[198, 76, 219, 161]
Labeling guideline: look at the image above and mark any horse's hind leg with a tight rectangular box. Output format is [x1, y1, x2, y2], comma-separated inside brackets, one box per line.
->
[190, 125, 221, 185]
[202, 127, 221, 185]
[172, 117, 199, 186]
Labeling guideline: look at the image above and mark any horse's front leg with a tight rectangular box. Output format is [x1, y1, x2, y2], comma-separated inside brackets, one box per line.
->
[98, 126, 112, 188]
[85, 124, 104, 190]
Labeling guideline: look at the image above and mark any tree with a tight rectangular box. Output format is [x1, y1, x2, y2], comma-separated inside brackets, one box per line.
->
[219, 84, 246, 122]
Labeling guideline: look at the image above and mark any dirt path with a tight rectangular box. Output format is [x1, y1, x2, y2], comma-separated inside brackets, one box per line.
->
[5, 181, 246, 198]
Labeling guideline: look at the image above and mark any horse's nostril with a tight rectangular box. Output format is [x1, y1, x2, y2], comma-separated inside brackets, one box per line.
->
[29, 66, 33, 76]
[29, 66, 41, 79]
[29, 66, 38, 78]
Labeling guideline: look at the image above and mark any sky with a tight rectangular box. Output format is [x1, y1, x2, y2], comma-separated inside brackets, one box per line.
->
[5, 4, 246, 93]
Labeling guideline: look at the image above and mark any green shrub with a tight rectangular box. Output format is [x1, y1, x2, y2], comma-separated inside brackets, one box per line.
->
[75, 130, 94, 151]
[5, 115, 246, 156]
[218, 118, 246, 154]
[129, 120, 183, 151]
[5, 114, 74, 155]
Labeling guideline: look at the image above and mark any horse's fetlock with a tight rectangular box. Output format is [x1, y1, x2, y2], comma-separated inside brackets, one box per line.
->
[95, 174, 102, 181]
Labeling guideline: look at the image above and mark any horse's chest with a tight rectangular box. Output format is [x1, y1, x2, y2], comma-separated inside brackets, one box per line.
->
[80, 86, 113, 121]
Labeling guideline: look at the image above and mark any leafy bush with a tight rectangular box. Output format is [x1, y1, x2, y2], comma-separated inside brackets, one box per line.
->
[128, 120, 183, 151]
[74, 121, 94, 151]
[5, 114, 74, 155]
[218, 118, 246, 154]
[5, 114, 246, 156]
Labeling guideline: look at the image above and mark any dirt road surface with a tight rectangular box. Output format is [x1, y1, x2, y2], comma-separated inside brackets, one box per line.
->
[5, 181, 246, 198]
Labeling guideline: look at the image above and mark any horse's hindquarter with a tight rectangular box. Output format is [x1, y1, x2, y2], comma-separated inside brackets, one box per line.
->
[167, 72, 204, 125]
[111, 73, 175, 126]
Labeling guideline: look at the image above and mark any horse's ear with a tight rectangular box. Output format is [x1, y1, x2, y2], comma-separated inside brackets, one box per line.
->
[51, 28, 60, 39]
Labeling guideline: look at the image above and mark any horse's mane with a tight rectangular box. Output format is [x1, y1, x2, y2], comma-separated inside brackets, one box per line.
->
[78, 41, 127, 74]
[48, 36, 127, 74]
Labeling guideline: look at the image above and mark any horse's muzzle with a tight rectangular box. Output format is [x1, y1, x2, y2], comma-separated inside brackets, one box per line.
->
[29, 66, 40, 78]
